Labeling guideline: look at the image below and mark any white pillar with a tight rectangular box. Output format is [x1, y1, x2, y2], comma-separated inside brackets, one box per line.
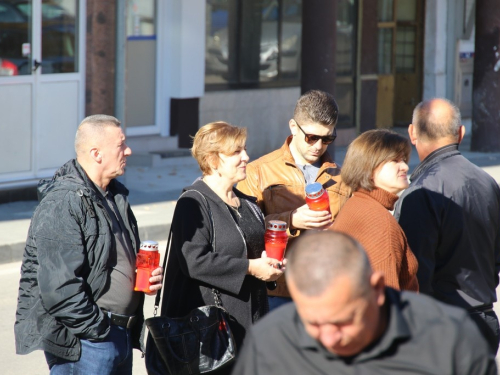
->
[423, 0, 448, 99]
[166, 0, 206, 99]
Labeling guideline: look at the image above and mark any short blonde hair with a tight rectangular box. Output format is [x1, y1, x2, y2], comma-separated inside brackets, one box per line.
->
[191, 122, 247, 175]
[341, 129, 411, 192]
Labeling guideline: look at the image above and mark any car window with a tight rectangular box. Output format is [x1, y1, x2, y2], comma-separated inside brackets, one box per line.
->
[0, 3, 26, 22]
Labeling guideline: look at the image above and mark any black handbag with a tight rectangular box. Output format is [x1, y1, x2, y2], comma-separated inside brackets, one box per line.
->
[145, 189, 237, 375]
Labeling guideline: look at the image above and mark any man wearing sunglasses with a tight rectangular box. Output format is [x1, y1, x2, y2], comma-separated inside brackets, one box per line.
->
[237, 90, 351, 310]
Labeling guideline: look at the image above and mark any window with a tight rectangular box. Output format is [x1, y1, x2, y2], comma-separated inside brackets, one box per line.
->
[336, 0, 357, 128]
[205, 0, 302, 89]
[204, 0, 358, 129]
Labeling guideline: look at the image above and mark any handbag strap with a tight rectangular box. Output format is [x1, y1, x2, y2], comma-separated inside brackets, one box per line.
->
[153, 188, 222, 316]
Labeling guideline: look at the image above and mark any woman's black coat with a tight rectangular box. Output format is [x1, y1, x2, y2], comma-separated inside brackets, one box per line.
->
[161, 179, 267, 348]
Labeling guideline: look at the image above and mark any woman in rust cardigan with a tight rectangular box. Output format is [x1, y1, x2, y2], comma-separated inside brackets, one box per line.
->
[332, 129, 419, 291]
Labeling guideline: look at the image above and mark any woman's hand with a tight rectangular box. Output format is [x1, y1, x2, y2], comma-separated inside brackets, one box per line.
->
[145, 266, 163, 296]
[247, 251, 284, 282]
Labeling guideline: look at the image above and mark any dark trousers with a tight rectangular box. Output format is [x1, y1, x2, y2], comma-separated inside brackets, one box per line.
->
[469, 309, 500, 355]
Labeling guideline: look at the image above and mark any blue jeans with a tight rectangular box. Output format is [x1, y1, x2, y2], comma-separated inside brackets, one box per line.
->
[44, 325, 133, 375]
[268, 296, 292, 312]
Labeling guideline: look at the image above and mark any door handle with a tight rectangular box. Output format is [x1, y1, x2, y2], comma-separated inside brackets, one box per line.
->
[33, 59, 42, 71]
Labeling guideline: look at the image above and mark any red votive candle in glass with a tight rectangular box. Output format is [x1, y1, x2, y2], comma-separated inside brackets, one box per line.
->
[134, 240, 160, 293]
[305, 182, 331, 213]
[264, 220, 288, 261]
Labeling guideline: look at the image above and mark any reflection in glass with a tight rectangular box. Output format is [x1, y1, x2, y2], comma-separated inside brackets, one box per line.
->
[336, 81, 354, 128]
[275, 0, 301, 81]
[335, 0, 356, 128]
[205, 0, 302, 86]
[396, 26, 415, 72]
[260, 1, 279, 80]
[126, 0, 155, 36]
[205, 0, 231, 84]
[378, 28, 393, 74]
[41, 0, 78, 74]
[378, 0, 393, 22]
[0, 0, 32, 76]
[336, 0, 355, 76]
[396, 0, 416, 21]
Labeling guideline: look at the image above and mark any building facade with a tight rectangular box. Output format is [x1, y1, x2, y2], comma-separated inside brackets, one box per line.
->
[0, 0, 477, 201]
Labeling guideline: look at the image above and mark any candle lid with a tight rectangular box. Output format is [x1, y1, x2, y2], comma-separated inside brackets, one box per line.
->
[305, 182, 324, 199]
[140, 240, 159, 251]
[267, 220, 287, 231]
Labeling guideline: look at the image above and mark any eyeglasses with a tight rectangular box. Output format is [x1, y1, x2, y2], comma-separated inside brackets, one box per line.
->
[294, 120, 337, 145]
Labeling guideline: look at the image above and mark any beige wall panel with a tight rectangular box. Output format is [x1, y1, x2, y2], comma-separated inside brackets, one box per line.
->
[0, 84, 32, 174]
[37, 81, 79, 171]
[125, 40, 156, 127]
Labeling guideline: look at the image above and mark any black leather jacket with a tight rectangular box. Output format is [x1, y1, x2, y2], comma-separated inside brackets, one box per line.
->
[394, 144, 500, 309]
[15, 160, 144, 361]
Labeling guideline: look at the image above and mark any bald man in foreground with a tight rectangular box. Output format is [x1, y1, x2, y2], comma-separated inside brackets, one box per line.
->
[232, 231, 496, 374]
[394, 98, 500, 354]
[15, 115, 163, 374]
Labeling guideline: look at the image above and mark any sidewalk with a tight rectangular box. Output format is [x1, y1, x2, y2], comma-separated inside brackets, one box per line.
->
[1, 130, 500, 264]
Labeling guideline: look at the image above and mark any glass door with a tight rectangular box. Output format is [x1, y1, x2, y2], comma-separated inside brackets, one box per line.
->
[0, 0, 84, 184]
[0, 0, 34, 177]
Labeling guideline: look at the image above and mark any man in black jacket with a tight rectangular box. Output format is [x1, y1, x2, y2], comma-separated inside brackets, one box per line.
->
[15, 115, 163, 374]
[394, 98, 500, 354]
[232, 231, 496, 374]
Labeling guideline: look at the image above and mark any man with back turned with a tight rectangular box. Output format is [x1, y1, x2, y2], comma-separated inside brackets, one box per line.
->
[394, 98, 500, 354]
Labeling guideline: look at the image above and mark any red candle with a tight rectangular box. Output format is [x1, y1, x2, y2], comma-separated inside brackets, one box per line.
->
[134, 240, 160, 293]
[305, 182, 331, 213]
[264, 220, 288, 261]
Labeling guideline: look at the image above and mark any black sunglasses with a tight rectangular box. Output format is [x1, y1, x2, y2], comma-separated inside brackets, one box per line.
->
[294, 120, 337, 145]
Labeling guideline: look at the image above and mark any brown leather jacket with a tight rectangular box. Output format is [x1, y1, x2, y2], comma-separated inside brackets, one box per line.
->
[237, 136, 351, 297]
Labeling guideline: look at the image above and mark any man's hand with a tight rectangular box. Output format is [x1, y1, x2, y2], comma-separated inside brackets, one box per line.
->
[291, 203, 332, 230]
[145, 266, 163, 296]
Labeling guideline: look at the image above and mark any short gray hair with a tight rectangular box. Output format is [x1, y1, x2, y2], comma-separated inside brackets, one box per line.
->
[286, 231, 372, 297]
[412, 98, 461, 141]
[75, 115, 121, 155]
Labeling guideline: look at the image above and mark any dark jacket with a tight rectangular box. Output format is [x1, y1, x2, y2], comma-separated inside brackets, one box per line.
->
[394, 144, 500, 309]
[232, 288, 497, 374]
[162, 179, 267, 350]
[15, 159, 145, 361]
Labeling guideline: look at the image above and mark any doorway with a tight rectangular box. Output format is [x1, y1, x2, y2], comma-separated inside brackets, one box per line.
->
[376, 0, 423, 128]
[0, 0, 85, 185]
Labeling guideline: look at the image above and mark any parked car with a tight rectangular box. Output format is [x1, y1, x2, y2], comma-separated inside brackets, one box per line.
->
[0, 57, 18, 75]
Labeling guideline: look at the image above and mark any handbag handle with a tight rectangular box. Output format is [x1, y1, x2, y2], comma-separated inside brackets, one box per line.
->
[152, 189, 222, 316]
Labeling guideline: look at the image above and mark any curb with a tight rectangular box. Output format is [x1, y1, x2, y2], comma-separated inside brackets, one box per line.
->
[0, 223, 172, 265]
